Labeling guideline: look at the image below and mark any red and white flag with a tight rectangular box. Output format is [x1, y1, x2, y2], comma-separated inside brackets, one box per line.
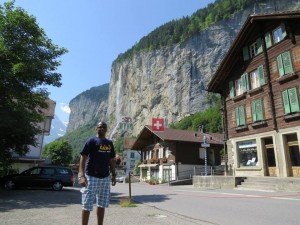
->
[152, 118, 164, 131]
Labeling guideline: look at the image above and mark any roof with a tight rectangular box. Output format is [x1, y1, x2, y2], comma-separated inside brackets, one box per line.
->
[131, 125, 224, 150]
[207, 10, 300, 93]
[123, 138, 137, 150]
[39, 99, 56, 118]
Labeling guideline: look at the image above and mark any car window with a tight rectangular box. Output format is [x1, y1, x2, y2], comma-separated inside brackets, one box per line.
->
[56, 168, 71, 175]
[41, 168, 55, 175]
[30, 168, 41, 175]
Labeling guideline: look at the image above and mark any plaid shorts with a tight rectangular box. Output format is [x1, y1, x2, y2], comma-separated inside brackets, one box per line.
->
[81, 175, 111, 211]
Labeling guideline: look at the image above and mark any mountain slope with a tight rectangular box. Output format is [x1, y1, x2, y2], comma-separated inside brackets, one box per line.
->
[43, 114, 67, 146]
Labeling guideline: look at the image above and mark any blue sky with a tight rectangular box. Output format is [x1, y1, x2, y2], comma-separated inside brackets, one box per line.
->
[3, 0, 214, 123]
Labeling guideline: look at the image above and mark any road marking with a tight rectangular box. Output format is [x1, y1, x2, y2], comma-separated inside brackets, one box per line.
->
[172, 189, 300, 201]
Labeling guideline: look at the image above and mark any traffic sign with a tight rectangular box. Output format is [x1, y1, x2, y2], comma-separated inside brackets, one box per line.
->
[201, 143, 210, 147]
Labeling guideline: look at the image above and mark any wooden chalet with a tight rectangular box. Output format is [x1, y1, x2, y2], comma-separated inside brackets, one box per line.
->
[132, 125, 223, 182]
[208, 11, 300, 178]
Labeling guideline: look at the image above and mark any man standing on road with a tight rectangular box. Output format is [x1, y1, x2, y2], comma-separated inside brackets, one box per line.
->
[79, 121, 117, 225]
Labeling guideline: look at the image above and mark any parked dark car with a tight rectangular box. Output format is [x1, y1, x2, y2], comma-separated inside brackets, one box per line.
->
[2, 166, 75, 191]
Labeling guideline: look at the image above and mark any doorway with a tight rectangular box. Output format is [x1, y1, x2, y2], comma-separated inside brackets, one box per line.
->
[285, 133, 300, 177]
[262, 137, 277, 176]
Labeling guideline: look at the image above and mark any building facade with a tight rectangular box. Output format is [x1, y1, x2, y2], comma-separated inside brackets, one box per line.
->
[132, 125, 224, 182]
[12, 99, 56, 172]
[122, 138, 141, 175]
[208, 11, 300, 178]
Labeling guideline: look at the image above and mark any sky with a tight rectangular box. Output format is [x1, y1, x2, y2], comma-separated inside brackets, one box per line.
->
[2, 0, 215, 123]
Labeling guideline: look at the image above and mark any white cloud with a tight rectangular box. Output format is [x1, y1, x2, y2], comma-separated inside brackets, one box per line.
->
[60, 102, 71, 114]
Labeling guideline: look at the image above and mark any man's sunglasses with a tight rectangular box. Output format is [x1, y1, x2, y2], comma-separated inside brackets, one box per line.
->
[97, 126, 107, 129]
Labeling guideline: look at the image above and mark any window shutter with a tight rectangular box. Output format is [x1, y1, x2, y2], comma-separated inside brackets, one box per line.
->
[242, 73, 249, 93]
[265, 32, 272, 48]
[239, 106, 246, 125]
[277, 54, 284, 77]
[282, 90, 291, 114]
[243, 46, 249, 61]
[288, 88, 300, 113]
[252, 101, 257, 122]
[282, 51, 293, 74]
[236, 108, 240, 126]
[245, 73, 249, 91]
[258, 65, 265, 85]
[281, 23, 287, 39]
[229, 81, 234, 98]
[256, 38, 262, 54]
[256, 99, 264, 121]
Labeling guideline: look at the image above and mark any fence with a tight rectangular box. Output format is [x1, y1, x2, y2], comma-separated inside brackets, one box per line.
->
[176, 165, 225, 181]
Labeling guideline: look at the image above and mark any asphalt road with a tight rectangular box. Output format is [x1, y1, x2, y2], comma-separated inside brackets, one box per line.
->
[1, 183, 300, 225]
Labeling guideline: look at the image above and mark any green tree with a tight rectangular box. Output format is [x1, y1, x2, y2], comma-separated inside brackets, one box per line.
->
[0, 1, 68, 172]
[42, 140, 73, 166]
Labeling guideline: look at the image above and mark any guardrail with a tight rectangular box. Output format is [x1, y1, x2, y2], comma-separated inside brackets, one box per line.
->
[176, 165, 225, 181]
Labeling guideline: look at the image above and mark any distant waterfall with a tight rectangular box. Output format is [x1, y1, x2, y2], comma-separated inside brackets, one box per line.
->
[109, 67, 122, 140]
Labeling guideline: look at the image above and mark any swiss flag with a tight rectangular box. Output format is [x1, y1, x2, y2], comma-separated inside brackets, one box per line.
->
[152, 118, 164, 131]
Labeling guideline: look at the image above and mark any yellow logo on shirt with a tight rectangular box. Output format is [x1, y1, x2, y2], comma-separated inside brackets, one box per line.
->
[99, 144, 111, 151]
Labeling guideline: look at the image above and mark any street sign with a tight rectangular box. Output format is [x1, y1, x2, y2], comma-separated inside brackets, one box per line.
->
[201, 143, 210, 148]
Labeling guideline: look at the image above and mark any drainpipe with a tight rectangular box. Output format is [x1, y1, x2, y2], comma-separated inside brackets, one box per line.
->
[221, 95, 228, 175]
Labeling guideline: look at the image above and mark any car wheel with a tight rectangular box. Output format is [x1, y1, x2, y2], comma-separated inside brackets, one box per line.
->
[52, 181, 63, 191]
[4, 180, 15, 190]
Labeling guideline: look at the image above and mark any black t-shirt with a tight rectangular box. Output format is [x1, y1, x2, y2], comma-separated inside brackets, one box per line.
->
[80, 137, 116, 178]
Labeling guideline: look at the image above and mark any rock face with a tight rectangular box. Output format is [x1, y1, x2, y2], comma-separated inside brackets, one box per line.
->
[106, 9, 247, 138]
[67, 84, 109, 132]
[67, 0, 300, 138]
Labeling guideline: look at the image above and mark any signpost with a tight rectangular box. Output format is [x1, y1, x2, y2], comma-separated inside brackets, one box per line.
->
[201, 135, 210, 176]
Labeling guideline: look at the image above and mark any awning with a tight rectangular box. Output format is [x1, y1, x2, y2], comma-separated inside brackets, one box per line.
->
[138, 164, 158, 168]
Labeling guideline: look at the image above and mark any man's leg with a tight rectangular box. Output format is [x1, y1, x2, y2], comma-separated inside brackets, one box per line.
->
[82, 210, 90, 225]
[96, 207, 105, 225]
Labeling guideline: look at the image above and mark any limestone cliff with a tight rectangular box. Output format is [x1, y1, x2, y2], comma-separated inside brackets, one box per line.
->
[67, 84, 109, 132]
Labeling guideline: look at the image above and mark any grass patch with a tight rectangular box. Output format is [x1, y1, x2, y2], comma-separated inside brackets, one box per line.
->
[119, 197, 138, 207]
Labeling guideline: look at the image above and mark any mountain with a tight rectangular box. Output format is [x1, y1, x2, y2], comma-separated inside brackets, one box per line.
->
[65, 0, 300, 151]
[67, 83, 109, 132]
[43, 114, 67, 146]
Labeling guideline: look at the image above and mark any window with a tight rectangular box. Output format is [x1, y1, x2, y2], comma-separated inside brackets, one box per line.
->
[30, 168, 41, 175]
[282, 88, 300, 114]
[235, 73, 249, 96]
[250, 65, 265, 89]
[252, 99, 264, 122]
[277, 51, 294, 77]
[130, 152, 134, 159]
[130, 160, 135, 168]
[237, 140, 258, 167]
[249, 38, 262, 58]
[236, 105, 246, 126]
[273, 23, 287, 44]
[241, 73, 249, 93]
[42, 168, 55, 175]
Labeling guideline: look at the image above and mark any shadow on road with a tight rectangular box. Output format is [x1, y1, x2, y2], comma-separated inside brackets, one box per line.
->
[0, 187, 81, 212]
